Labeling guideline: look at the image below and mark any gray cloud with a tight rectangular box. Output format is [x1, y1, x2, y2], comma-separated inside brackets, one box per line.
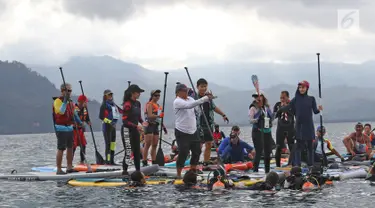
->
[61, 0, 375, 33]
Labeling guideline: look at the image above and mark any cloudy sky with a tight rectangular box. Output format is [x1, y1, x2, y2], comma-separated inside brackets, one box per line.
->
[0, 0, 374, 69]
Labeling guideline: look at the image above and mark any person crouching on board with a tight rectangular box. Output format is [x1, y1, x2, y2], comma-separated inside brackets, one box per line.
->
[73, 95, 91, 164]
[342, 122, 372, 160]
[52, 83, 82, 174]
[219, 132, 254, 164]
[218, 125, 254, 162]
[173, 83, 215, 178]
[314, 126, 345, 163]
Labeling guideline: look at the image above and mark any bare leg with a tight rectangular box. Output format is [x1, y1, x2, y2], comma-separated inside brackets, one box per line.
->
[151, 135, 158, 161]
[142, 134, 153, 163]
[177, 168, 183, 178]
[204, 141, 212, 162]
[56, 150, 64, 172]
[66, 148, 73, 170]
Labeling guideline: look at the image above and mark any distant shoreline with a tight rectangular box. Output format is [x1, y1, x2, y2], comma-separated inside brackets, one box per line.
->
[2, 119, 375, 135]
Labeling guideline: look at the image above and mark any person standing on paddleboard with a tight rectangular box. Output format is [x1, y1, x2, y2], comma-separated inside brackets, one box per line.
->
[274, 91, 295, 167]
[173, 83, 215, 178]
[142, 90, 168, 166]
[73, 95, 91, 164]
[53, 83, 82, 174]
[122, 84, 145, 175]
[196, 78, 229, 167]
[99, 89, 123, 165]
[249, 91, 274, 173]
[278, 80, 322, 167]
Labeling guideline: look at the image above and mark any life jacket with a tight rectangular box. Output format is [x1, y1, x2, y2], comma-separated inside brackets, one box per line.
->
[52, 97, 74, 126]
[144, 101, 162, 122]
[213, 131, 222, 142]
[75, 104, 88, 122]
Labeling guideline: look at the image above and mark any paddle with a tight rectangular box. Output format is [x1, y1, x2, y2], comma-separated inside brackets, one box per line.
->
[184, 67, 226, 174]
[156, 72, 169, 166]
[317, 53, 328, 167]
[78, 80, 105, 165]
[59, 67, 92, 173]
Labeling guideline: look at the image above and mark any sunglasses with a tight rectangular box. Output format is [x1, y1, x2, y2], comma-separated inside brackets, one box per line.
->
[63, 89, 72, 92]
[153, 94, 160, 97]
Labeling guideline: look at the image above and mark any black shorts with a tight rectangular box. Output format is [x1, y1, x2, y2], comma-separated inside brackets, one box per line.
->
[145, 123, 159, 135]
[200, 127, 213, 143]
[175, 129, 201, 168]
[56, 131, 73, 150]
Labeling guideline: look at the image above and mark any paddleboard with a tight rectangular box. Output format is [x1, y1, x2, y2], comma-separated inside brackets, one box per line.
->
[0, 165, 158, 181]
[32, 164, 122, 173]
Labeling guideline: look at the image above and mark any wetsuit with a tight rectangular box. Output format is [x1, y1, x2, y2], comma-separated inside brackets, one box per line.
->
[274, 102, 295, 167]
[122, 99, 144, 172]
[279, 89, 320, 167]
[73, 104, 90, 163]
[234, 181, 274, 191]
[99, 100, 122, 164]
[249, 101, 274, 173]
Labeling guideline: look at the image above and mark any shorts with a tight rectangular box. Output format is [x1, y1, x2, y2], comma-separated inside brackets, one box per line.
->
[200, 127, 213, 143]
[175, 129, 201, 168]
[73, 128, 87, 149]
[56, 131, 73, 151]
[145, 123, 159, 135]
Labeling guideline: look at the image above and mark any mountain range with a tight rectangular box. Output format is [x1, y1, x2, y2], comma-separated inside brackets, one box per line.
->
[1, 56, 375, 134]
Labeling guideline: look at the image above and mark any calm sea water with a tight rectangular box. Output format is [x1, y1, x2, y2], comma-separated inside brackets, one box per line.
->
[0, 122, 374, 208]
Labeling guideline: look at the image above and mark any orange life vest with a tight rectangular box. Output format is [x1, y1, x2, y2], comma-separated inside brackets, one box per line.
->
[144, 101, 162, 121]
[75, 104, 88, 122]
[52, 97, 74, 125]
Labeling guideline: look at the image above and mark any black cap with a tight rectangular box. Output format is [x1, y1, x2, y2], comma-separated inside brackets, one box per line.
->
[127, 84, 144, 93]
[214, 124, 219, 128]
[231, 125, 240, 131]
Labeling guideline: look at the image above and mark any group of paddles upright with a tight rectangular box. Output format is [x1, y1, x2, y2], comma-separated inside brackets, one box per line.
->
[51, 53, 375, 186]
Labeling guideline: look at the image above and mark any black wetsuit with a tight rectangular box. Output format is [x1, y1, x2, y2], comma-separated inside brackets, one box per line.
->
[274, 102, 295, 167]
[122, 99, 144, 172]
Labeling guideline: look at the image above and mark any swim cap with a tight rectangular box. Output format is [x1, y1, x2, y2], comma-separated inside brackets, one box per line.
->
[265, 171, 279, 186]
[290, 166, 302, 176]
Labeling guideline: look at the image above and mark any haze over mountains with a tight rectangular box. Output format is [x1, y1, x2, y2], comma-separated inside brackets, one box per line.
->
[1, 56, 374, 134]
[30, 56, 375, 126]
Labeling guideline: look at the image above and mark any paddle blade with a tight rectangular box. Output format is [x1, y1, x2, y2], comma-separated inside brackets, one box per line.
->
[95, 151, 105, 165]
[251, 75, 259, 92]
[156, 147, 165, 166]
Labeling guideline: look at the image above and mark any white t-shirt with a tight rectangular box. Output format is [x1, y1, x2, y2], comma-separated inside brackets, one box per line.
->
[173, 96, 209, 134]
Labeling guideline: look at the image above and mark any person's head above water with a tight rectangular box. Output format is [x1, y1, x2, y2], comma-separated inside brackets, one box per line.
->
[130, 171, 146, 185]
[290, 166, 302, 177]
[183, 170, 198, 186]
[265, 171, 279, 187]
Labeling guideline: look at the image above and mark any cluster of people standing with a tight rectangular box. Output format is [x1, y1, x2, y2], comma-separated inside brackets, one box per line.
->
[52, 78, 374, 177]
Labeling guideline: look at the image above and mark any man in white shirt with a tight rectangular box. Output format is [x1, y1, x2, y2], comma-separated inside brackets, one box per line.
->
[173, 83, 214, 178]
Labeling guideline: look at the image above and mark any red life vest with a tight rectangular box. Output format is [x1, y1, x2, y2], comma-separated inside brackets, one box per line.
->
[53, 97, 74, 125]
[144, 101, 162, 122]
[213, 131, 222, 142]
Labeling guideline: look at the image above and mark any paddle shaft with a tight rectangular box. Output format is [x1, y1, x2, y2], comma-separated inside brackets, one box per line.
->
[252, 75, 265, 168]
[59, 67, 92, 172]
[78, 81, 100, 154]
[317, 53, 328, 167]
[184, 67, 225, 171]
[158, 73, 169, 147]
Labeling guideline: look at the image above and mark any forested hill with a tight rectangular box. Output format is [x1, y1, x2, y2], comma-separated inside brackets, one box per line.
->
[0, 61, 102, 135]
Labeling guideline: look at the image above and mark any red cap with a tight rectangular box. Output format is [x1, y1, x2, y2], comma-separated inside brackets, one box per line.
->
[78, 95, 88, 102]
[298, 80, 310, 89]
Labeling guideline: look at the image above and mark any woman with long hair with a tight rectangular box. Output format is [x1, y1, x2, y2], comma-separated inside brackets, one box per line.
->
[142, 90, 167, 166]
[99, 89, 122, 165]
[121, 84, 145, 175]
[249, 91, 274, 173]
